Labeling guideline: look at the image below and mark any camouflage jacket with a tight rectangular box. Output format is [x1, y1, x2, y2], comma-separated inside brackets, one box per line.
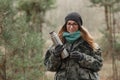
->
[44, 37, 103, 80]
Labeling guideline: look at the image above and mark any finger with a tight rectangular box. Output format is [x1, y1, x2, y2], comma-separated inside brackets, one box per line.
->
[56, 44, 63, 48]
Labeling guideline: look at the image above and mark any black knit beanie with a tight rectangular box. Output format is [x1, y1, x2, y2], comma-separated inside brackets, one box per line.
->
[64, 12, 83, 27]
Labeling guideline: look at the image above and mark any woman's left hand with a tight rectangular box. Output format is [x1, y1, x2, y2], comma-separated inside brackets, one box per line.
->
[70, 51, 84, 61]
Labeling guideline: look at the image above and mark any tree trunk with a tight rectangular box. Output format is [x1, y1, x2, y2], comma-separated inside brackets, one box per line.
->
[105, 5, 119, 80]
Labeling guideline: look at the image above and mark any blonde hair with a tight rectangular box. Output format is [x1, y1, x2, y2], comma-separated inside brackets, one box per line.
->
[58, 25, 99, 50]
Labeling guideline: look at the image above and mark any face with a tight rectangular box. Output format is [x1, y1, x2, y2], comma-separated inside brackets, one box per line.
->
[66, 20, 79, 33]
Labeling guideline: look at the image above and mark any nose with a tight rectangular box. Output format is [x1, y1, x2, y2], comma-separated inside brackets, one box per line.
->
[70, 25, 73, 30]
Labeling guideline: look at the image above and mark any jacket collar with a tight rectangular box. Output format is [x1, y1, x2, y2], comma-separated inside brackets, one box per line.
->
[64, 37, 84, 52]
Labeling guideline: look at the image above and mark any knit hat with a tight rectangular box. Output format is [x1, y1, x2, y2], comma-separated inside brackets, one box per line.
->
[64, 12, 83, 27]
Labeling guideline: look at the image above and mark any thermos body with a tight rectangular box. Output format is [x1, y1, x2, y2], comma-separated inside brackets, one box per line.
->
[49, 31, 69, 59]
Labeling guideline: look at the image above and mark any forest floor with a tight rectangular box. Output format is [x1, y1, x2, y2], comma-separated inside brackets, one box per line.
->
[99, 59, 120, 80]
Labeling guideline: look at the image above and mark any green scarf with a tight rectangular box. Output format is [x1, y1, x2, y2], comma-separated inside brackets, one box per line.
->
[63, 31, 81, 43]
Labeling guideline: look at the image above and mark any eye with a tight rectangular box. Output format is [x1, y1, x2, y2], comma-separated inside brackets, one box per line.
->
[67, 22, 71, 25]
[72, 23, 77, 26]
[67, 22, 78, 26]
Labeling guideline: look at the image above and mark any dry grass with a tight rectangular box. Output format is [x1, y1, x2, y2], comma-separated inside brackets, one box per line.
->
[99, 59, 120, 80]
[99, 60, 113, 80]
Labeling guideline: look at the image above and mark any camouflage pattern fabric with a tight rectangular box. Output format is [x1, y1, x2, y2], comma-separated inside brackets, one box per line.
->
[44, 37, 103, 80]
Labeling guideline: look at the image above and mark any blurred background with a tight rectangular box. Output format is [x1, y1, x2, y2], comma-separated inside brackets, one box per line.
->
[0, 0, 120, 80]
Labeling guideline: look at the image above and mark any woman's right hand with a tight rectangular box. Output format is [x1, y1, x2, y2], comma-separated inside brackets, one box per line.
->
[54, 44, 64, 57]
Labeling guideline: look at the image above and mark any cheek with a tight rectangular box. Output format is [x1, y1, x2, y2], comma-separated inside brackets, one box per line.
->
[74, 27, 79, 31]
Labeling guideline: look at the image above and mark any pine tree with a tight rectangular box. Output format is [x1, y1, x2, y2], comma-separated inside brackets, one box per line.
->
[89, 0, 120, 80]
[0, 0, 56, 80]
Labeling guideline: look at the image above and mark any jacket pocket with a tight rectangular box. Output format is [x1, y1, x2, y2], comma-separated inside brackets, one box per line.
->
[88, 71, 99, 80]
[55, 71, 66, 80]
[78, 68, 90, 80]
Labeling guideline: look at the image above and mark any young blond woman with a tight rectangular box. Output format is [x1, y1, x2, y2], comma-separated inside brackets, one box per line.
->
[44, 12, 103, 80]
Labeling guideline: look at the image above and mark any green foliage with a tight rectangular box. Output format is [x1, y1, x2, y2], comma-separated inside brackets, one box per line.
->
[90, 0, 101, 4]
[15, 0, 56, 22]
[0, 0, 56, 80]
[114, 35, 120, 54]
[99, 30, 109, 50]
[115, 42, 120, 52]
[2, 10, 44, 79]
[90, 0, 120, 9]
[0, 0, 12, 12]
[89, 0, 120, 58]
[17, 0, 55, 11]
[99, 29, 120, 58]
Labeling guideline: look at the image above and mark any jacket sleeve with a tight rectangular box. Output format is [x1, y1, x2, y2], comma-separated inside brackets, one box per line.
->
[79, 48, 103, 72]
[44, 46, 62, 72]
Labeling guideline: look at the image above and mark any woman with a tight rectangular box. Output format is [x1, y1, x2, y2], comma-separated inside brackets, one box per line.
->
[44, 12, 103, 80]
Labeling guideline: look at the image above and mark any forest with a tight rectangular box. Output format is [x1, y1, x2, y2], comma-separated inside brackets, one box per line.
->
[0, 0, 120, 80]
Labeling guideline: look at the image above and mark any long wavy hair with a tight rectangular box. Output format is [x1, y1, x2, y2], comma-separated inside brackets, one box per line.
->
[58, 25, 98, 50]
